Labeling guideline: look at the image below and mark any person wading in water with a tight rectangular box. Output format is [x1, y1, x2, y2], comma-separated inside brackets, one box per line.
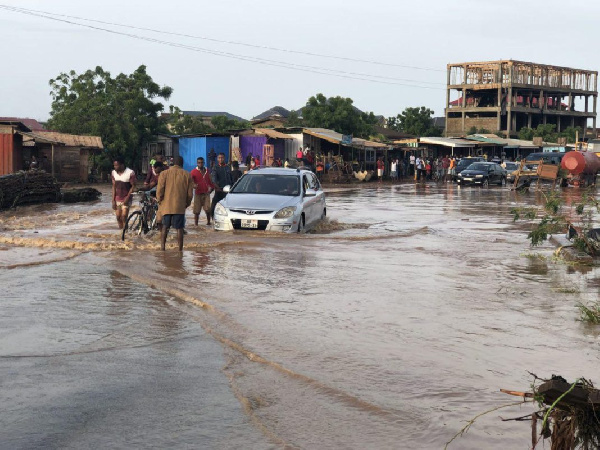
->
[111, 156, 136, 230]
[156, 156, 193, 251]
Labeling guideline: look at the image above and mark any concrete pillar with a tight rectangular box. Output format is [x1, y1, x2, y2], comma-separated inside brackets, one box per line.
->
[528, 114, 532, 128]
[557, 115, 561, 133]
[507, 86, 513, 135]
[445, 68, 451, 137]
[497, 86, 502, 132]
[585, 96, 589, 113]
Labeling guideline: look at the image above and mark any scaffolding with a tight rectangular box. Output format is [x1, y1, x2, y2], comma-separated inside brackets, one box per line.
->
[445, 60, 598, 138]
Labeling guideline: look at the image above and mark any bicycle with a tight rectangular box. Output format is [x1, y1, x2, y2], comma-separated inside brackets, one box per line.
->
[121, 191, 159, 241]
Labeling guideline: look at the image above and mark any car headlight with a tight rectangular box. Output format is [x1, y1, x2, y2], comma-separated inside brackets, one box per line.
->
[274, 206, 296, 219]
[214, 203, 228, 216]
[475, 174, 483, 178]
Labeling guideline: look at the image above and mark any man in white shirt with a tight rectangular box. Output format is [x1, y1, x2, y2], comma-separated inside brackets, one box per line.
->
[409, 154, 416, 176]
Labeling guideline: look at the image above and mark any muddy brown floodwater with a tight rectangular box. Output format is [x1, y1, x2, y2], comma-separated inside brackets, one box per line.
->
[1, 183, 599, 449]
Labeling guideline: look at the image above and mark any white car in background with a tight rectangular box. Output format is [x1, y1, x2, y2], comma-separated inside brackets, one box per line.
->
[213, 168, 326, 233]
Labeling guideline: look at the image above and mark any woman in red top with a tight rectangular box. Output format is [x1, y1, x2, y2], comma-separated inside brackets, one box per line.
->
[376, 158, 385, 183]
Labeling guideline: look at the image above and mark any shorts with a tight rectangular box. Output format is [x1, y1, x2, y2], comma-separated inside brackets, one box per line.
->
[377, 169, 384, 177]
[115, 200, 131, 209]
[162, 214, 185, 229]
[193, 193, 211, 214]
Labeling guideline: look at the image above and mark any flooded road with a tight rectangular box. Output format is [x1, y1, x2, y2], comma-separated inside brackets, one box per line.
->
[1, 183, 599, 449]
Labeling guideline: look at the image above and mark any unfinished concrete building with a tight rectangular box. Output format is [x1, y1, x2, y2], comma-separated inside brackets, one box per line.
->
[445, 60, 598, 137]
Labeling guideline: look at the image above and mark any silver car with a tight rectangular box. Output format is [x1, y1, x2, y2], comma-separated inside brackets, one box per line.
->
[213, 167, 326, 233]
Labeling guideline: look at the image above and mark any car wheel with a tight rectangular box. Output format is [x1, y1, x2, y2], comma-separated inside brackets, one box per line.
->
[297, 214, 305, 233]
[482, 178, 489, 188]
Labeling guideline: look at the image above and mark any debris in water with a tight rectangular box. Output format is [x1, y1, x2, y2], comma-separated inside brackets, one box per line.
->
[61, 187, 102, 203]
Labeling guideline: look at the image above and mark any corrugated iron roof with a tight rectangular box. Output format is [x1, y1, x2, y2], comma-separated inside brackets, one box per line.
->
[303, 128, 388, 148]
[252, 128, 294, 139]
[419, 137, 476, 148]
[39, 132, 103, 148]
[19, 131, 103, 148]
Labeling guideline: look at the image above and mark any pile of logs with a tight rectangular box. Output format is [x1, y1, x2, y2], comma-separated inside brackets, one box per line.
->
[0, 171, 61, 210]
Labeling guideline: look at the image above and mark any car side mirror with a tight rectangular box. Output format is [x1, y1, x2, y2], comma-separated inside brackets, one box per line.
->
[304, 189, 317, 197]
[223, 185, 231, 193]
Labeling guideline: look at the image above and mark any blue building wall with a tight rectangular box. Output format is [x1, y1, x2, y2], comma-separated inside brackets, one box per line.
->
[178, 136, 229, 172]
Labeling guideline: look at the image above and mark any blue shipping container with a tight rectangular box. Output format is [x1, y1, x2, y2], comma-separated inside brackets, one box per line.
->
[178, 136, 230, 172]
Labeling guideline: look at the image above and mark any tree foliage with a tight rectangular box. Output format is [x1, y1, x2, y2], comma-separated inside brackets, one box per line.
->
[300, 93, 377, 138]
[167, 107, 250, 134]
[286, 110, 304, 127]
[47, 65, 172, 168]
[387, 106, 442, 136]
[209, 115, 250, 132]
[517, 124, 582, 143]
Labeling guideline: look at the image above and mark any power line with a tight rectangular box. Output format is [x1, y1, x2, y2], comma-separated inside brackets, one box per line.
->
[0, 4, 445, 73]
[0, 5, 445, 89]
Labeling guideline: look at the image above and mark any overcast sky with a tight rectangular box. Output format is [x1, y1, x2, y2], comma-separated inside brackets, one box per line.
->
[1, 0, 599, 122]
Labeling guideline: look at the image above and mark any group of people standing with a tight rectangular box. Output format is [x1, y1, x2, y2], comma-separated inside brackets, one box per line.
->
[377, 154, 458, 183]
[111, 152, 244, 251]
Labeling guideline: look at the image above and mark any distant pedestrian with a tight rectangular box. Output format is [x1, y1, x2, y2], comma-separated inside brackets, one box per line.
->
[245, 153, 253, 168]
[29, 155, 39, 170]
[190, 157, 215, 226]
[211, 153, 232, 218]
[284, 158, 290, 168]
[390, 158, 398, 181]
[111, 156, 136, 230]
[157, 156, 193, 251]
[409, 154, 416, 176]
[448, 157, 457, 182]
[442, 155, 450, 182]
[230, 161, 243, 184]
[377, 157, 385, 183]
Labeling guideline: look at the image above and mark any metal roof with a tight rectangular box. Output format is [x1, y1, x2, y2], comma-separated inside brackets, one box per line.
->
[466, 134, 542, 148]
[252, 128, 294, 139]
[303, 128, 388, 149]
[419, 137, 476, 148]
[20, 131, 103, 148]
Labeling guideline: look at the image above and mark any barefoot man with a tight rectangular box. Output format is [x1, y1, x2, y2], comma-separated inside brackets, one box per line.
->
[111, 156, 136, 229]
[157, 156, 193, 251]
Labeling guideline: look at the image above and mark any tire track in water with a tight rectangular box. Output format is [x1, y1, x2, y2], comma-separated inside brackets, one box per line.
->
[117, 268, 405, 423]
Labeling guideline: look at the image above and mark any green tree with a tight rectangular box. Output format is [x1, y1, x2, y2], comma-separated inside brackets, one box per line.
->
[387, 106, 439, 136]
[286, 110, 304, 127]
[167, 106, 212, 135]
[301, 93, 377, 138]
[210, 115, 250, 132]
[518, 127, 535, 141]
[47, 65, 172, 168]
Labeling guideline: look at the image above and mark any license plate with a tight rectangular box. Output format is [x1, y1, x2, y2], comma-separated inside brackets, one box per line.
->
[241, 219, 258, 228]
[463, 177, 473, 181]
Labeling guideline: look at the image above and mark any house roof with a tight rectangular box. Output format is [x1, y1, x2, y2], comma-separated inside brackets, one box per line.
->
[252, 106, 291, 121]
[21, 131, 103, 149]
[182, 111, 247, 122]
[466, 134, 543, 148]
[0, 117, 45, 132]
[303, 128, 388, 149]
[418, 137, 476, 148]
[251, 128, 294, 139]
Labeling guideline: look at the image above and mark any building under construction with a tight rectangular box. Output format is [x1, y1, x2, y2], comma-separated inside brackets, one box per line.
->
[445, 60, 598, 137]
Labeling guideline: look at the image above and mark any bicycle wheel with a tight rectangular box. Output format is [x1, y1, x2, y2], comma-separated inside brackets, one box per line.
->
[121, 211, 144, 241]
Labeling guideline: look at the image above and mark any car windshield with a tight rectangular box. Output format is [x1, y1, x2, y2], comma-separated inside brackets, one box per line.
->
[505, 163, 518, 170]
[230, 174, 300, 196]
[467, 163, 490, 171]
[458, 159, 479, 168]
